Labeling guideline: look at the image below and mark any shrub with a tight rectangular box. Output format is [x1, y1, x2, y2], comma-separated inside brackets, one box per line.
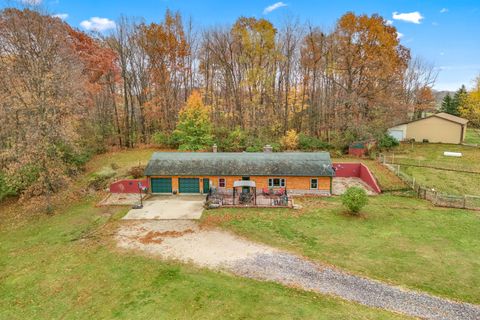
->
[280, 129, 299, 150]
[378, 133, 399, 150]
[0, 172, 16, 201]
[5, 164, 40, 195]
[128, 165, 145, 179]
[88, 167, 116, 191]
[298, 134, 331, 151]
[222, 127, 247, 151]
[151, 131, 174, 148]
[341, 187, 368, 215]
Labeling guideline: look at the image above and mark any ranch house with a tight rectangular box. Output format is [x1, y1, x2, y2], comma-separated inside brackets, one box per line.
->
[144, 150, 335, 197]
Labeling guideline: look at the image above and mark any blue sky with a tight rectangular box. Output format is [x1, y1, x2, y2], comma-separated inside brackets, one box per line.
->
[2, 0, 480, 91]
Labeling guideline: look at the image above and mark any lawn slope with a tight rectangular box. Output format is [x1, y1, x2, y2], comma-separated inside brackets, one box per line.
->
[202, 196, 480, 304]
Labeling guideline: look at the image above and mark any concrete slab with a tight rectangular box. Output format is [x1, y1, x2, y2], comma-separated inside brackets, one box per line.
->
[122, 195, 205, 220]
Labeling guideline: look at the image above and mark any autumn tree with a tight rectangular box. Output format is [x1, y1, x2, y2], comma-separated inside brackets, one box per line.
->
[412, 86, 435, 119]
[459, 78, 480, 127]
[0, 9, 90, 209]
[140, 10, 191, 132]
[172, 91, 213, 151]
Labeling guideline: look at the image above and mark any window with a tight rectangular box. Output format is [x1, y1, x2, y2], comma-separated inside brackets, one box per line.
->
[268, 178, 285, 187]
[218, 178, 226, 188]
[310, 178, 318, 189]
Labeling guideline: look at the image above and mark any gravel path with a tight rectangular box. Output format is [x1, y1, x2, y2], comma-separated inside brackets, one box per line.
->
[117, 221, 480, 320]
[231, 253, 480, 320]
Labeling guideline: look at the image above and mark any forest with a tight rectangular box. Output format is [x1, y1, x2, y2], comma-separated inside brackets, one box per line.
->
[0, 7, 440, 202]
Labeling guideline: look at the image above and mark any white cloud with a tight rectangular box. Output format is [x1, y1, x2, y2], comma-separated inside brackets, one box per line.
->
[52, 13, 68, 20]
[80, 17, 116, 32]
[386, 19, 393, 26]
[392, 11, 424, 24]
[263, 2, 287, 14]
[397, 32, 404, 39]
[17, 0, 42, 4]
[440, 8, 448, 13]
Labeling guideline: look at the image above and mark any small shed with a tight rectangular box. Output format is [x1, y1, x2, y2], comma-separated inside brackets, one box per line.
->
[348, 140, 376, 157]
[388, 113, 468, 144]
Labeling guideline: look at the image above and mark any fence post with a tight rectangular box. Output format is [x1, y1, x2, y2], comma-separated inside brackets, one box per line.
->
[397, 164, 400, 175]
[412, 177, 415, 189]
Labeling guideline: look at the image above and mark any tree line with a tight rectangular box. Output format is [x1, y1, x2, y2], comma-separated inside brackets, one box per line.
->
[441, 83, 480, 126]
[0, 7, 437, 203]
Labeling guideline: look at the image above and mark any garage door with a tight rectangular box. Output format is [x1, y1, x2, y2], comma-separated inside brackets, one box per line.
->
[150, 178, 172, 193]
[389, 130, 404, 141]
[179, 178, 200, 193]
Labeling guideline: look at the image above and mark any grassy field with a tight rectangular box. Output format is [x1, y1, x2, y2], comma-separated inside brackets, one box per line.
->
[0, 151, 410, 320]
[202, 196, 480, 305]
[385, 143, 480, 195]
[465, 127, 480, 145]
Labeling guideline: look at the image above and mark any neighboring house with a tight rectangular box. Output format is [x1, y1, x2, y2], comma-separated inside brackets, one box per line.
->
[388, 112, 468, 144]
[144, 151, 335, 196]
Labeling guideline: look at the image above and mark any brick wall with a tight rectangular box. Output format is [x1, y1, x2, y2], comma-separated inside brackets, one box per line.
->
[148, 175, 332, 194]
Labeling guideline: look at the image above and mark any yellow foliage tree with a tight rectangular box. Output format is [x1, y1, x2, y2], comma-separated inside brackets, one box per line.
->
[459, 76, 480, 127]
[281, 129, 299, 150]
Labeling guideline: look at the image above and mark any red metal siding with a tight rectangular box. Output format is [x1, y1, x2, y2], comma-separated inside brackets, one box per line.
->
[110, 179, 149, 193]
[333, 163, 381, 193]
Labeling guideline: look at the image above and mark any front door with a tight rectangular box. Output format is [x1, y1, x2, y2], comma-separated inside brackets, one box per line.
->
[242, 176, 250, 193]
[203, 178, 210, 193]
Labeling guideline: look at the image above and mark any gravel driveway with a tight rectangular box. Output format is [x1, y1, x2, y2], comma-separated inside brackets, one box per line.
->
[117, 221, 480, 320]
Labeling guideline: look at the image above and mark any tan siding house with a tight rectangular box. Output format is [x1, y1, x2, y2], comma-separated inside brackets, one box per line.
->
[388, 113, 468, 144]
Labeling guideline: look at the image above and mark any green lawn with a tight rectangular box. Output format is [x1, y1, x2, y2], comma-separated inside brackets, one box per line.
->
[202, 195, 480, 305]
[384, 143, 480, 195]
[0, 198, 409, 319]
[465, 127, 480, 145]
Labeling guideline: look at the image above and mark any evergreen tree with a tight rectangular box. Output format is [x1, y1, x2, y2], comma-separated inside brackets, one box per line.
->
[172, 91, 213, 151]
[440, 93, 455, 115]
[452, 85, 468, 116]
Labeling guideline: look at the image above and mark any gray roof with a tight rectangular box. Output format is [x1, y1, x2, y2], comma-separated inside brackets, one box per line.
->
[144, 152, 334, 177]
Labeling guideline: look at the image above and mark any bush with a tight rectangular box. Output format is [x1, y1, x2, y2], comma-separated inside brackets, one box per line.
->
[280, 130, 299, 150]
[341, 187, 368, 215]
[5, 164, 40, 195]
[222, 127, 247, 151]
[378, 133, 399, 150]
[88, 167, 116, 191]
[128, 165, 145, 179]
[298, 134, 331, 151]
[151, 131, 174, 148]
[0, 172, 16, 201]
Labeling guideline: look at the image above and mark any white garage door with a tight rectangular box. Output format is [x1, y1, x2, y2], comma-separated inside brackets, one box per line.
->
[389, 130, 404, 141]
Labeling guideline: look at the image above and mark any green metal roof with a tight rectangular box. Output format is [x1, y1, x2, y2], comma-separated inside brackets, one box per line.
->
[144, 152, 334, 177]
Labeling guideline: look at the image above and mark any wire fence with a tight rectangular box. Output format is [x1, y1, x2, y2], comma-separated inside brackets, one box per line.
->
[379, 154, 480, 210]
